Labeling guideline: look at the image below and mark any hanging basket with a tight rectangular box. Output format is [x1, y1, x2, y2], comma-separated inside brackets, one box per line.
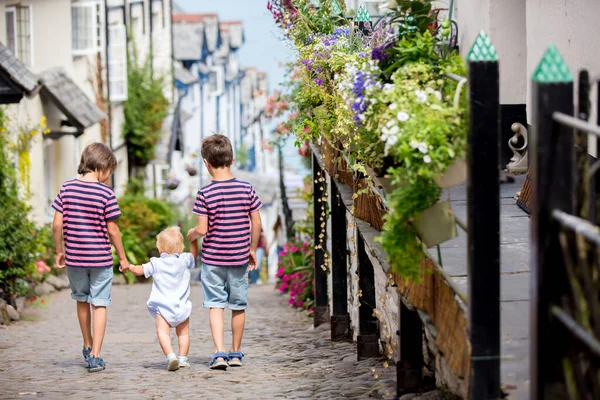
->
[186, 167, 198, 177]
[165, 179, 180, 190]
[434, 158, 467, 189]
[413, 200, 457, 248]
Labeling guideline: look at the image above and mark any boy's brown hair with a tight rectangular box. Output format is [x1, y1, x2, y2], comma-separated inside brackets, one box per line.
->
[78, 142, 117, 175]
[201, 134, 233, 168]
[156, 226, 184, 254]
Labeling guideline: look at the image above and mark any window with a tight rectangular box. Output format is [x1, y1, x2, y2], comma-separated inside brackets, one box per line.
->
[129, 2, 144, 40]
[208, 68, 223, 96]
[108, 22, 127, 101]
[151, 0, 164, 28]
[6, 5, 32, 66]
[72, 2, 102, 55]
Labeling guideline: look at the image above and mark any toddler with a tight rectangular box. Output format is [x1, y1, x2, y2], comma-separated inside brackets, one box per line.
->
[125, 226, 198, 371]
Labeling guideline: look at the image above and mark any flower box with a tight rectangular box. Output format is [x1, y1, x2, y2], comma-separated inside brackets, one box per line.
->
[413, 200, 457, 247]
[434, 158, 467, 189]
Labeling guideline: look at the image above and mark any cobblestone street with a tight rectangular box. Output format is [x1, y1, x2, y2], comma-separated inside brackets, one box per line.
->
[0, 283, 397, 399]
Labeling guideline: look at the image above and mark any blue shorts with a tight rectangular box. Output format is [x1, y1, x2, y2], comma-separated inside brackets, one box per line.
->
[201, 263, 249, 310]
[67, 267, 113, 307]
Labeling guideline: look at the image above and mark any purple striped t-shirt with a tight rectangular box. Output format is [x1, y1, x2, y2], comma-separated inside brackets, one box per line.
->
[192, 178, 262, 266]
[52, 179, 121, 268]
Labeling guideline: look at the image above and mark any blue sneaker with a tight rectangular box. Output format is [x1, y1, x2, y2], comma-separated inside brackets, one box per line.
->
[82, 347, 92, 362]
[88, 356, 105, 373]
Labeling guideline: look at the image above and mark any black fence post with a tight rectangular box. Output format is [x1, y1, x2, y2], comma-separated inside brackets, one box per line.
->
[575, 70, 590, 217]
[396, 301, 423, 396]
[466, 32, 501, 399]
[330, 180, 349, 340]
[356, 233, 379, 359]
[529, 45, 574, 399]
[313, 153, 329, 327]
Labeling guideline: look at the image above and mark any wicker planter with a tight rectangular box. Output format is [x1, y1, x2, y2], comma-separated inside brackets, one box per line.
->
[353, 177, 386, 231]
[413, 200, 457, 247]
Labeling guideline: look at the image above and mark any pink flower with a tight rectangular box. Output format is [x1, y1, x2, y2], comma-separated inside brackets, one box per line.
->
[288, 298, 295, 305]
[290, 247, 298, 252]
[36, 260, 51, 274]
[280, 283, 288, 292]
[296, 300, 304, 307]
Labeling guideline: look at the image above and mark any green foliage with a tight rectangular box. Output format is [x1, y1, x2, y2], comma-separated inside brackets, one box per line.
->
[236, 143, 250, 168]
[115, 194, 176, 270]
[0, 107, 45, 299]
[123, 44, 169, 170]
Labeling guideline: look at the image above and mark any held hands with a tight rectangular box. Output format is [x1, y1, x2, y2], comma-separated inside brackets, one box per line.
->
[187, 228, 199, 242]
[248, 251, 258, 271]
[54, 252, 66, 269]
[119, 259, 130, 273]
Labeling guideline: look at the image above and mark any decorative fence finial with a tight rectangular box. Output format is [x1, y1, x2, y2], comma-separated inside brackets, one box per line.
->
[532, 44, 573, 83]
[355, 4, 371, 22]
[331, 0, 342, 15]
[467, 31, 498, 62]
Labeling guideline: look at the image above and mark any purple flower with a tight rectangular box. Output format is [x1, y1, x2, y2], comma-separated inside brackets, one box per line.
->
[315, 78, 324, 86]
[371, 46, 389, 61]
[315, 67, 323, 73]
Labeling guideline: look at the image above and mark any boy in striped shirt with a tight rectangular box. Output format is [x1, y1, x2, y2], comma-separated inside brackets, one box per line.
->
[187, 134, 262, 370]
[52, 143, 129, 373]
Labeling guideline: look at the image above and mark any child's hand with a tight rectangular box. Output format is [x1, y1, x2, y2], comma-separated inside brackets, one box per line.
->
[119, 259, 130, 273]
[187, 228, 198, 241]
[248, 251, 257, 271]
[54, 252, 66, 269]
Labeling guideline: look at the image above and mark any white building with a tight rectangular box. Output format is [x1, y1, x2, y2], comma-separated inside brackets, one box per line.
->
[0, 0, 174, 224]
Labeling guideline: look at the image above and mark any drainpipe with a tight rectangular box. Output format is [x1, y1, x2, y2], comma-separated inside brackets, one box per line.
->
[104, 0, 114, 188]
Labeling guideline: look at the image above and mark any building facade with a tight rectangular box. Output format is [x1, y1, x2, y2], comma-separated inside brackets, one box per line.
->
[0, 0, 174, 224]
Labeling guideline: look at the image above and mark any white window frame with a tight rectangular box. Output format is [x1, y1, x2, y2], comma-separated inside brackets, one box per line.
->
[129, 2, 144, 40]
[108, 21, 128, 102]
[208, 67, 224, 97]
[6, 5, 33, 67]
[72, 1, 101, 56]
[5, 6, 17, 57]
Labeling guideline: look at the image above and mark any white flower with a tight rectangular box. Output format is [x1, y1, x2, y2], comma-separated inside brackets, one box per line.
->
[381, 126, 390, 136]
[409, 140, 419, 149]
[415, 90, 427, 104]
[383, 83, 395, 93]
[434, 91, 442, 101]
[397, 111, 410, 122]
[418, 142, 428, 154]
[390, 126, 400, 135]
[423, 155, 432, 164]
[358, 114, 366, 121]
[425, 87, 434, 94]
[386, 120, 395, 128]
[387, 135, 398, 146]
[389, 103, 398, 111]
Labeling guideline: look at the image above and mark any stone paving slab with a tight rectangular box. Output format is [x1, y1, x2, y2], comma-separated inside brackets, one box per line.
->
[439, 175, 530, 400]
[0, 284, 398, 400]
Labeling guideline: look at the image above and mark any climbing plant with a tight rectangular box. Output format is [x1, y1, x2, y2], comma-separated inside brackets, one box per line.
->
[122, 43, 169, 174]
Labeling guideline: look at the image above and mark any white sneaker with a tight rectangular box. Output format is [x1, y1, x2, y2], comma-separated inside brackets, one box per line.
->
[178, 356, 190, 368]
[166, 353, 180, 371]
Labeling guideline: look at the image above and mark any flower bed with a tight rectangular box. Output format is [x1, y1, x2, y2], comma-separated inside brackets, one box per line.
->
[276, 241, 315, 312]
[268, 0, 468, 280]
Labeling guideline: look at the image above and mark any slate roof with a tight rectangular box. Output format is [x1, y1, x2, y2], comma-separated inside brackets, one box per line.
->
[220, 21, 244, 49]
[173, 22, 205, 61]
[174, 65, 198, 86]
[39, 67, 105, 129]
[0, 41, 39, 95]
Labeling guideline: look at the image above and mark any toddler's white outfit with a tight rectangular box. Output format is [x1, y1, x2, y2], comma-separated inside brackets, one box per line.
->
[143, 252, 195, 326]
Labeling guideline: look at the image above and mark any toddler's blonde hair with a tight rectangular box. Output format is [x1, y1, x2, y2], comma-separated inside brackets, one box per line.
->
[156, 226, 184, 254]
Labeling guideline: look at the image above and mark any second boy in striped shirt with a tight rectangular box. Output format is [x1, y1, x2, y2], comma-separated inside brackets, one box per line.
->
[187, 134, 262, 370]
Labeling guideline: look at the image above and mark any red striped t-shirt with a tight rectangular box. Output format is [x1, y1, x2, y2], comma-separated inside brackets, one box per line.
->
[52, 179, 121, 268]
[192, 178, 262, 266]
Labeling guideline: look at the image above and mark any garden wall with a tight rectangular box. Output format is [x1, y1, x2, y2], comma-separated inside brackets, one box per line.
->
[326, 171, 469, 398]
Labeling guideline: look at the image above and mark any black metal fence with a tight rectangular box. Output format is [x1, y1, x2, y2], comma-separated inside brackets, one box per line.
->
[530, 68, 600, 399]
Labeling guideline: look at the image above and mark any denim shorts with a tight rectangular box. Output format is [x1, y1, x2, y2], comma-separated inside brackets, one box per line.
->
[201, 263, 249, 310]
[67, 266, 113, 307]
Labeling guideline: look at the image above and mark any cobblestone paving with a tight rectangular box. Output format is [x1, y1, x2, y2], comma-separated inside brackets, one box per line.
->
[0, 283, 397, 399]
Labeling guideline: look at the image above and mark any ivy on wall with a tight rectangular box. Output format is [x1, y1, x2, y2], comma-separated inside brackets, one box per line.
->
[122, 44, 169, 174]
